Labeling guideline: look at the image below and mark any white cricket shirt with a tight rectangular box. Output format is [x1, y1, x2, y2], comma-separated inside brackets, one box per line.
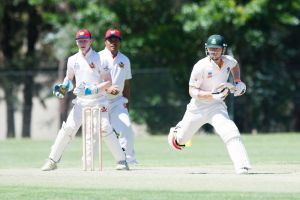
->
[99, 48, 132, 100]
[188, 55, 237, 107]
[66, 48, 110, 101]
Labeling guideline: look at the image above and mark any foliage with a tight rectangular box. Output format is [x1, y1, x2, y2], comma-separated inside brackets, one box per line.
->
[177, 0, 300, 132]
[0, 0, 299, 135]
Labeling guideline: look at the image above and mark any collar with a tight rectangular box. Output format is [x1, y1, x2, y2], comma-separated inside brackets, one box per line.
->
[104, 47, 119, 59]
[208, 56, 224, 69]
[79, 48, 93, 58]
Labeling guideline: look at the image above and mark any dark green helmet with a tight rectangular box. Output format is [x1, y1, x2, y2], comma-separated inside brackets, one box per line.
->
[206, 34, 227, 48]
[205, 34, 227, 57]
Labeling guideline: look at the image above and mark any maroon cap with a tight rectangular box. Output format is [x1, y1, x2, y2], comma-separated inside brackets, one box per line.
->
[75, 29, 92, 40]
[105, 29, 121, 40]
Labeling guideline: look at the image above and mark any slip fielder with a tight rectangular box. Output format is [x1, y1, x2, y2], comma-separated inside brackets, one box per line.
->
[41, 29, 129, 171]
[168, 34, 251, 174]
[99, 29, 137, 165]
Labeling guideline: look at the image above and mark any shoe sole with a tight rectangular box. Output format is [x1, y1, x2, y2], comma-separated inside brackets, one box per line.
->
[41, 165, 57, 171]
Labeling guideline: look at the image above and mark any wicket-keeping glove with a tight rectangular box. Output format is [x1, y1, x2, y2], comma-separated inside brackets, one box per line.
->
[234, 81, 246, 96]
[53, 80, 73, 99]
[73, 82, 99, 97]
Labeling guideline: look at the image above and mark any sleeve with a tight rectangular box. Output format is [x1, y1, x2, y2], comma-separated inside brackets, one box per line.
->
[125, 58, 132, 80]
[66, 57, 75, 80]
[189, 64, 203, 88]
[226, 55, 238, 69]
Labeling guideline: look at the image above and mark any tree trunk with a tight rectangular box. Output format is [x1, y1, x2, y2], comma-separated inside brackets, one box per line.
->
[22, 72, 33, 137]
[21, 5, 39, 138]
[294, 96, 300, 131]
[1, 2, 16, 138]
[58, 59, 68, 124]
[4, 84, 15, 138]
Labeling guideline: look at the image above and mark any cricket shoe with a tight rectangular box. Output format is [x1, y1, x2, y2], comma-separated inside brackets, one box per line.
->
[236, 167, 250, 175]
[115, 160, 129, 170]
[127, 158, 139, 166]
[168, 127, 185, 150]
[41, 159, 57, 171]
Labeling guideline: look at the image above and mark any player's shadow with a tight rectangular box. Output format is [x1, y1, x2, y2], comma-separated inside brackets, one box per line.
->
[247, 172, 293, 175]
[188, 172, 208, 175]
[188, 172, 293, 175]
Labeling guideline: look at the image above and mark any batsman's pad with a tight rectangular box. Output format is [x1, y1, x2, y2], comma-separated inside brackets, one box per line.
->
[226, 137, 251, 172]
[49, 122, 75, 162]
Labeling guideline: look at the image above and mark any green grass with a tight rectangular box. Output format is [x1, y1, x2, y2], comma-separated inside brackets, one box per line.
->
[0, 133, 300, 200]
[0, 186, 299, 200]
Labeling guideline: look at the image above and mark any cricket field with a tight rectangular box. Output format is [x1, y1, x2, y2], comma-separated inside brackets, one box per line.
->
[0, 133, 299, 200]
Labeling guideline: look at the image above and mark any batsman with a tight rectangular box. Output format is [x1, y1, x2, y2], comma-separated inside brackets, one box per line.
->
[168, 34, 251, 174]
[41, 29, 129, 171]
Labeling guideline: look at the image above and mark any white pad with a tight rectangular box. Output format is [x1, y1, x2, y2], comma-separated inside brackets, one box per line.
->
[49, 122, 75, 162]
[226, 137, 251, 172]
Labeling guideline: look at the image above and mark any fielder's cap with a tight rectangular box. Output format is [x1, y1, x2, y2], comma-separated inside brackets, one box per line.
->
[206, 34, 226, 48]
[105, 29, 121, 40]
[75, 29, 92, 40]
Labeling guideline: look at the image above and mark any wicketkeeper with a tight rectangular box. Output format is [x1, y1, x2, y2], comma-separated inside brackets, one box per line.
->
[168, 34, 251, 174]
[41, 29, 129, 171]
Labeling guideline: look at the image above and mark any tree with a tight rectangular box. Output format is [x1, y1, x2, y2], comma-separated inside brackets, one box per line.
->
[1, 0, 299, 137]
[0, 0, 54, 137]
[0, 0, 28, 137]
[177, 0, 300, 132]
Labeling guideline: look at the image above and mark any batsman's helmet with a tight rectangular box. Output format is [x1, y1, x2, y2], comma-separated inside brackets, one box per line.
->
[205, 34, 227, 55]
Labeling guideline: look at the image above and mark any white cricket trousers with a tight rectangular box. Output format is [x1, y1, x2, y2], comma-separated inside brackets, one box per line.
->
[109, 97, 136, 163]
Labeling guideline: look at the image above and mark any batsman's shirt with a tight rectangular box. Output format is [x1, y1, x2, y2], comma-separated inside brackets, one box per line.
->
[66, 48, 110, 103]
[188, 55, 237, 110]
[99, 48, 132, 100]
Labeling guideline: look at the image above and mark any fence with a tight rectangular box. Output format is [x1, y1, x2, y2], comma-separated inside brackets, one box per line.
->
[0, 68, 194, 139]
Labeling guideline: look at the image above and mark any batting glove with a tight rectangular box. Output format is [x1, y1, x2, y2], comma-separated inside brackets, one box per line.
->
[234, 81, 246, 96]
[211, 83, 232, 101]
[53, 80, 73, 99]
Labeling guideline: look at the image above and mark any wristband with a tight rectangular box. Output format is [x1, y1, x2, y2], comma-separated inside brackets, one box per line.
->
[234, 78, 241, 83]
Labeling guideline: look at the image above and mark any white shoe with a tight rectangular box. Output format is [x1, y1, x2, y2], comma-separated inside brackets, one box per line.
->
[116, 160, 129, 170]
[236, 167, 249, 174]
[127, 159, 139, 165]
[168, 127, 185, 150]
[41, 159, 57, 171]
